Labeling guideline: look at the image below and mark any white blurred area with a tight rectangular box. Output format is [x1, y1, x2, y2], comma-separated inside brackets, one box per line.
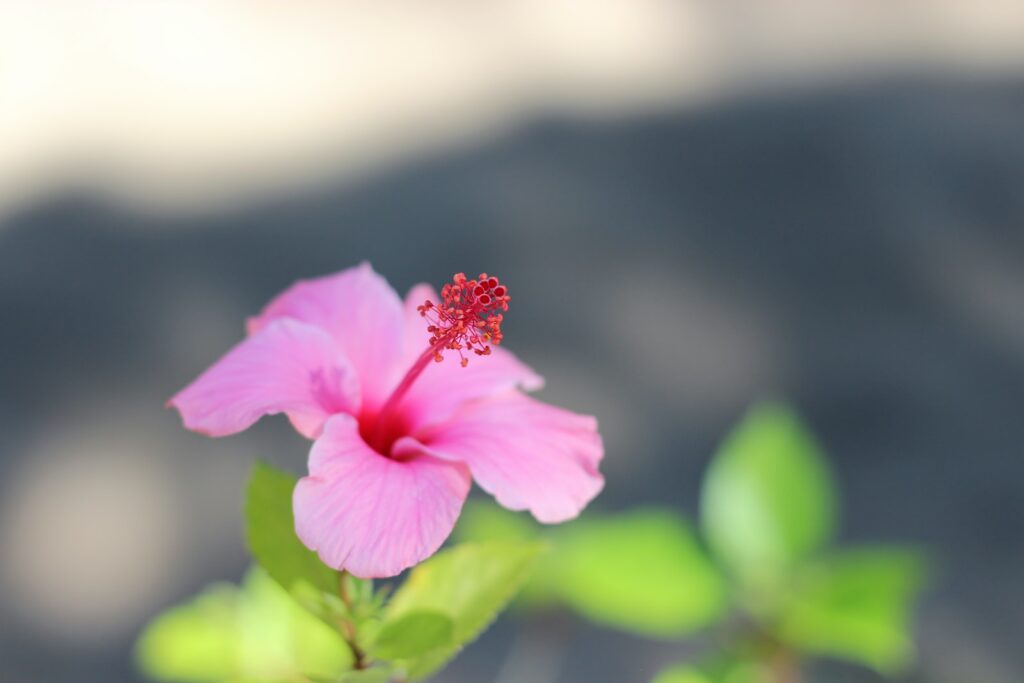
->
[0, 401, 254, 646]
[1, 0, 1024, 218]
[0, 425, 183, 645]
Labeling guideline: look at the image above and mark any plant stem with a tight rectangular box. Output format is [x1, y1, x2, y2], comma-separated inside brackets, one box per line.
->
[769, 647, 800, 683]
[338, 571, 368, 670]
[722, 615, 802, 683]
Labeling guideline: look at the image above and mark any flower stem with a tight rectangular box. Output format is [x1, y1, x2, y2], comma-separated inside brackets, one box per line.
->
[770, 647, 800, 683]
[337, 571, 368, 670]
[752, 627, 800, 683]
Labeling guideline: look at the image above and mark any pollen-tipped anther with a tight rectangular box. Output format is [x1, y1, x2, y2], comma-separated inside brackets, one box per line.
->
[417, 272, 509, 366]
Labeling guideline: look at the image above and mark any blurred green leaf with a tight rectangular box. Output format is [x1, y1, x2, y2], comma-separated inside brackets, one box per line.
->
[701, 403, 836, 591]
[384, 541, 544, 680]
[773, 546, 928, 674]
[554, 509, 727, 637]
[136, 567, 352, 683]
[368, 610, 453, 660]
[245, 461, 338, 597]
[652, 665, 713, 683]
[651, 655, 770, 683]
[454, 500, 539, 543]
[454, 503, 728, 634]
[452, 501, 561, 607]
[137, 585, 237, 682]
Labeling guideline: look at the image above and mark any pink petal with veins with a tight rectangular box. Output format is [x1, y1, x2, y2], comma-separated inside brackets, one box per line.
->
[249, 262, 405, 409]
[169, 318, 359, 439]
[295, 414, 471, 578]
[397, 391, 603, 524]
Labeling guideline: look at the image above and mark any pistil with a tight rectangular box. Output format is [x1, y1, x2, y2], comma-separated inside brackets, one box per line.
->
[367, 272, 509, 455]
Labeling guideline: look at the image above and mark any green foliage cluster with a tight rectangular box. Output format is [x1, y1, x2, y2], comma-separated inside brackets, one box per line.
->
[136, 403, 928, 683]
[455, 403, 929, 681]
[136, 463, 543, 683]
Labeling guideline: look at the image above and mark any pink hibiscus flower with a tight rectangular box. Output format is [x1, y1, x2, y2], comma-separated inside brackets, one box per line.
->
[170, 263, 604, 578]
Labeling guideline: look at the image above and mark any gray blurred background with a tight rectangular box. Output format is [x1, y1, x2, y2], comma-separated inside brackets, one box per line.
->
[1, 2, 1023, 682]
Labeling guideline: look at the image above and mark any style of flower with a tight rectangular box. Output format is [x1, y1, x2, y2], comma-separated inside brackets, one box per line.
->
[170, 263, 604, 577]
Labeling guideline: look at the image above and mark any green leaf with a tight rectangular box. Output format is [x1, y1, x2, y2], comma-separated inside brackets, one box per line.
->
[773, 547, 928, 674]
[454, 503, 728, 634]
[453, 500, 540, 544]
[651, 657, 768, 683]
[701, 403, 837, 591]
[136, 585, 238, 682]
[451, 502, 560, 607]
[651, 665, 714, 683]
[368, 610, 454, 660]
[245, 461, 338, 597]
[553, 509, 727, 636]
[135, 567, 352, 682]
[384, 541, 545, 679]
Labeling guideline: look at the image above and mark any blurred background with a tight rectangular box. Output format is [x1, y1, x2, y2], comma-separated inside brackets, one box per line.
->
[1, 1, 1023, 682]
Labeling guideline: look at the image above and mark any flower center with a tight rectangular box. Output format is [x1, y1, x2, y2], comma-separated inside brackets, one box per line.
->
[358, 407, 412, 457]
[366, 272, 509, 455]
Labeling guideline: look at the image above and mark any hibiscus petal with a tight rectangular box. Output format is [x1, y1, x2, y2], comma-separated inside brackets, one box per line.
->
[169, 319, 359, 439]
[294, 414, 471, 578]
[249, 263, 405, 408]
[397, 392, 604, 524]
[398, 284, 544, 431]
